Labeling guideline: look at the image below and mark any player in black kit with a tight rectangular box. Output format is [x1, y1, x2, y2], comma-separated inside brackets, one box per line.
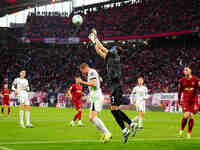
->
[88, 29, 136, 143]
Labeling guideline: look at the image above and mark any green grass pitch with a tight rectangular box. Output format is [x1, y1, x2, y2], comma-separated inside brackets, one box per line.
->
[0, 107, 200, 150]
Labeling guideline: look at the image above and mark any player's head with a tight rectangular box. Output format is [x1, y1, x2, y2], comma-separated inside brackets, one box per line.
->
[80, 63, 90, 74]
[138, 77, 144, 85]
[183, 67, 192, 76]
[20, 70, 26, 78]
[110, 46, 123, 55]
[4, 83, 8, 89]
[75, 76, 80, 84]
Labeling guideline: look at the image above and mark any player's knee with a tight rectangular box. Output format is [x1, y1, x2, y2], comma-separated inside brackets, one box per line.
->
[111, 105, 119, 110]
[20, 105, 24, 110]
[89, 116, 94, 121]
[184, 113, 189, 118]
[26, 105, 31, 111]
[189, 113, 194, 119]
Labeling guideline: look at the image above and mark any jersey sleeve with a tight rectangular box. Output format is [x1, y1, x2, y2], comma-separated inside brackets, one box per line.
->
[144, 87, 149, 99]
[26, 80, 30, 91]
[12, 78, 17, 91]
[130, 87, 136, 102]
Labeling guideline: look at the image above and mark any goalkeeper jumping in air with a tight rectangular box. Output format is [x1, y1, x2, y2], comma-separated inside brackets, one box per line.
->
[88, 29, 137, 143]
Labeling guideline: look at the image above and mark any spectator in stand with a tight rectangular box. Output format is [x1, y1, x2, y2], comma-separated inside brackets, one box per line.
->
[0, 38, 200, 95]
[25, 0, 200, 38]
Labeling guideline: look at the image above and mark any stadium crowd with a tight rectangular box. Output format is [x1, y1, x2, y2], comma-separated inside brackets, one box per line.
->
[25, 0, 199, 38]
[1, 38, 200, 95]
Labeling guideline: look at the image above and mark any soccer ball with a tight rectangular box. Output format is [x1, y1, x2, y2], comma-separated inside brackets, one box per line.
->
[72, 15, 83, 26]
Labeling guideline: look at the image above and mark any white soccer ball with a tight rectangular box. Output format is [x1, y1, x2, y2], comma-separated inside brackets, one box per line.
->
[72, 15, 83, 26]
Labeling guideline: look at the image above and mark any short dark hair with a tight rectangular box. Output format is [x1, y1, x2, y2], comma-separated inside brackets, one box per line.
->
[20, 70, 26, 73]
[80, 63, 89, 69]
[138, 76, 143, 79]
[116, 46, 123, 55]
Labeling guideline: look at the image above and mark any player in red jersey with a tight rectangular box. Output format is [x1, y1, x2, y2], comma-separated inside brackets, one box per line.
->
[178, 67, 200, 139]
[0, 83, 11, 115]
[67, 77, 84, 127]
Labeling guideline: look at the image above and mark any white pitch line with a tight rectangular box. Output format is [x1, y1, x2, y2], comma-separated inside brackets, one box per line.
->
[0, 146, 14, 150]
[0, 137, 200, 145]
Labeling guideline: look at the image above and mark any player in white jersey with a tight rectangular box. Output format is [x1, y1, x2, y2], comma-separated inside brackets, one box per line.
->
[130, 77, 148, 130]
[77, 63, 112, 143]
[12, 70, 33, 128]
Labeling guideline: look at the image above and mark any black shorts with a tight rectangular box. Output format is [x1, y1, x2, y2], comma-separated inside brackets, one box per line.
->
[110, 81, 123, 106]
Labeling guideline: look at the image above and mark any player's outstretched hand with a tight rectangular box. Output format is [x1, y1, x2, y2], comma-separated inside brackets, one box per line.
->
[88, 33, 95, 42]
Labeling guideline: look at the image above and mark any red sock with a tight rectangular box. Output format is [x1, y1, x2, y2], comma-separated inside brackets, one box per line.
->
[188, 119, 194, 134]
[8, 107, 10, 115]
[1, 107, 4, 113]
[78, 111, 82, 121]
[181, 118, 187, 131]
[73, 111, 80, 121]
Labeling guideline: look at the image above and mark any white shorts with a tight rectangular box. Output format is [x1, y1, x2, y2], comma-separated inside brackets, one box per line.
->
[18, 92, 30, 105]
[89, 90, 104, 112]
[136, 102, 145, 112]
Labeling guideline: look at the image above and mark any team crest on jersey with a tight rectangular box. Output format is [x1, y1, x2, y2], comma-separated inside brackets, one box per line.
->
[183, 107, 186, 111]
[90, 72, 94, 76]
[192, 82, 195, 85]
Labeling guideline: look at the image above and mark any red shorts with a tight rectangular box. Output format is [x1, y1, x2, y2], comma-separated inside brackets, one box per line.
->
[2, 99, 10, 106]
[182, 102, 197, 114]
[74, 101, 82, 110]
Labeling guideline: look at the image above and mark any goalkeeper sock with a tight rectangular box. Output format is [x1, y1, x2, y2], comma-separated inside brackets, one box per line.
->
[118, 110, 132, 125]
[111, 110, 125, 130]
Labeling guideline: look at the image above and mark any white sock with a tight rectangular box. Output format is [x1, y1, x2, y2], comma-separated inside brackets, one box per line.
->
[26, 111, 30, 126]
[139, 118, 143, 128]
[92, 117, 110, 135]
[133, 116, 139, 122]
[20, 110, 24, 125]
